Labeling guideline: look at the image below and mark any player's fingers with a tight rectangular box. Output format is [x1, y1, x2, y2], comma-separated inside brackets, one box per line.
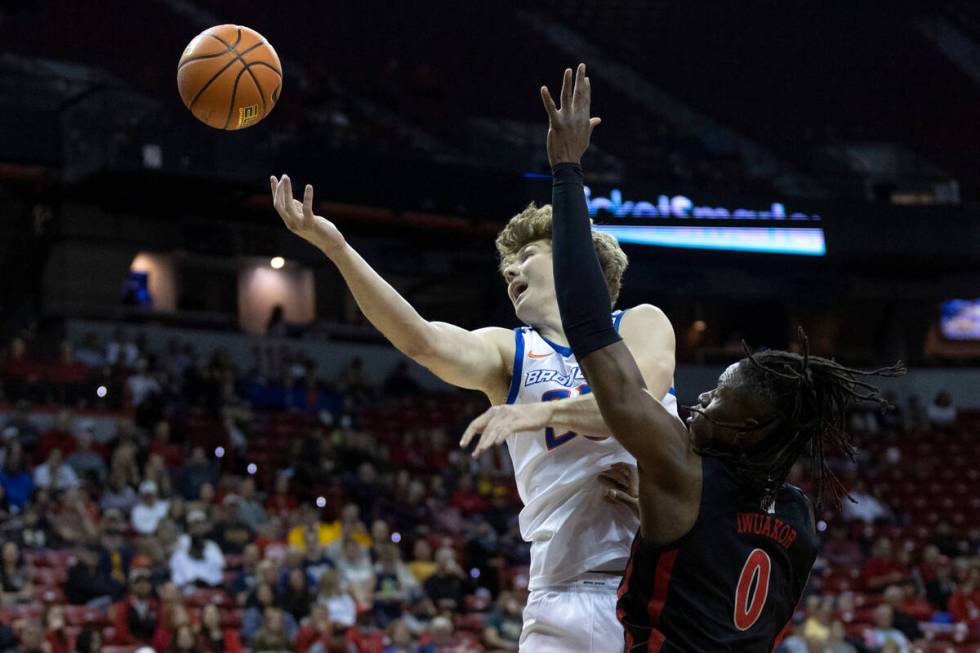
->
[303, 184, 315, 220]
[474, 424, 505, 457]
[283, 175, 295, 215]
[540, 86, 558, 121]
[573, 63, 586, 107]
[589, 116, 602, 136]
[460, 412, 490, 448]
[560, 67, 573, 109]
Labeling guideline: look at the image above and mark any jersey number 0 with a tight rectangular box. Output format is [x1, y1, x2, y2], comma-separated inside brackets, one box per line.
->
[734, 549, 771, 631]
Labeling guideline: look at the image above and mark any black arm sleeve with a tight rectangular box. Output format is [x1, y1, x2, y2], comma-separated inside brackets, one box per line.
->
[551, 162, 622, 359]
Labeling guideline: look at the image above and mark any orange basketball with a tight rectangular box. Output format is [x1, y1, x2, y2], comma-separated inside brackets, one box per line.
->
[177, 25, 282, 130]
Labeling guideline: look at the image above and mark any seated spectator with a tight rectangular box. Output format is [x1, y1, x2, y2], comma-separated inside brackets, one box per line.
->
[148, 421, 183, 469]
[0, 401, 40, 452]
[51, 487, 99, 546]
[336, 537, 375, 606]
[251, 606, 296, 652]
[295, 605, 337, 653]
[111, 567, 159, 645]
[802, 596, 834, 642]
[267, 475, 299, 516]
[106, 328, 140, 368]
[386, 618, 421, 653]
[236, 477, 267, 532]
[283, 567, 313, 622]
[423, 547, 470, 613]
[127, 358, 161, 410]
[231, 542, 262, 605]
[74, 332, 104, 368]
[925, 556, 955, 611]
[289, 505, 340, 552]
[165, 623, 197, 653]
[213, 496, 255, 555]
[178, 446, 218, 500]
[407, 539, 438, 585]
[33, 448, 79, 492]
[882, 585, 923, 640]
[842, 481, 891, 524]
[65, 543, 124, 606]
[926, 390, 956, 429]
[302, 529, 336, 583]
[131, 480, 169, 535]
[316, 569, 357, 629]
[245, 583, 298, 643]
[949, 568, 980, 624]
[198, 603, 244, 653]
[826, 621, 857, 653]
[419, 616, 469, 653]
[66, 427, 106, 484]
[169, 509, 225, 588]
[0, 441, 33, 512]
[10, 617, 46, 653]
[74, 625, 103, 653]
[482, 591, 522, 651]
[37, 410, 78, 461]
[98, 508, 134, 584]
[861, 538, 909, 592]
[823, 527, 862, 568]
[152, 583, 191, 652]
[42, 605, 70, 653]
[373, 543, 413, 628]
[865, 605, 909, 653]
[0, 541, 32, 605]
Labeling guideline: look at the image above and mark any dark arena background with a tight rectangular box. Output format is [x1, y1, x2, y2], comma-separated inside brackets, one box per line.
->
[1, 2, 979, 652]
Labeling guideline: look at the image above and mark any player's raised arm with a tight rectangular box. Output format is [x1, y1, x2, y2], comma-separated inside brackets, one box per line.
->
[543, 65, 692, 478]
[270, 175, 512, 402]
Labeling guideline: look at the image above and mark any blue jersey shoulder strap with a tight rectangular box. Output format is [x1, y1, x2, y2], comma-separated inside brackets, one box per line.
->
[505, 327, 525, 404]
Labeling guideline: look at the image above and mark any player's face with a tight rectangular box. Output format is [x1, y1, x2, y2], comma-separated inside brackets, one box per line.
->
[688, 362, 769, 452]
[502, 239, 557, 325]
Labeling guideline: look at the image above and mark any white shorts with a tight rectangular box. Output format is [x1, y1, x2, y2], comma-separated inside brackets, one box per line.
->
[520, 573, 624, 653]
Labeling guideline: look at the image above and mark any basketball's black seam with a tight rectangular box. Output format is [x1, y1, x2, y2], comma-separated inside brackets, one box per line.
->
[178, 49, 233, 70]
[187, 40, 265, 111]
[243, 63, 267, 119]
[246, 62, 282, 78]
[206, 26, 242, 50]
[222, 65, 250, 129]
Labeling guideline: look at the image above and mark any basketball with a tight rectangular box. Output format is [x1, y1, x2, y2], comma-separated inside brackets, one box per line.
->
[177, 25, 282, 130]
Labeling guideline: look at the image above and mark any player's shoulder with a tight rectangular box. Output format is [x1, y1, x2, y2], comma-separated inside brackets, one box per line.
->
[619, 303, 674, 335]
[471, 326, 518, 364]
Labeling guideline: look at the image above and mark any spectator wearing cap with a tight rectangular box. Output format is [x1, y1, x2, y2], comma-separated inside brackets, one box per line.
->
[111, 566, 160, 645]
[66, 424, 106, 484]
[131, 480, 169, 535]
[169, 509, 225, 588]
[65, 543, 124, 606]
[0, 441, 33, 511]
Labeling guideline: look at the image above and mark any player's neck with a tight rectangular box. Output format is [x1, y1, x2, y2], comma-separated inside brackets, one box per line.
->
[533, 318, 568, 346]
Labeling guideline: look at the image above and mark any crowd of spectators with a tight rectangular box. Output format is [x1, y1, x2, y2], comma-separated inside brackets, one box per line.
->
[0, 329, 977, 653]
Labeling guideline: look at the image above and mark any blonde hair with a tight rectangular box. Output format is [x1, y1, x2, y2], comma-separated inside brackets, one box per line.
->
[495, 203, 628, 306]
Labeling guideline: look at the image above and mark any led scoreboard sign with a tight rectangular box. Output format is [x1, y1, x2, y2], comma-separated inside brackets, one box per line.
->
[584, 186, 827, 256]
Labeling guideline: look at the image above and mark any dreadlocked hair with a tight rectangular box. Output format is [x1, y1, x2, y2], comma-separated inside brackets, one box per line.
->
[706, 328, 905, 510]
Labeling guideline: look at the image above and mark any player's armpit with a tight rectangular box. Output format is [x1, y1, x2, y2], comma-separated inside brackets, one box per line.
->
[578, 341, 694, 484]
[412, 323, 515, 403]
[619, 303, 676, 400]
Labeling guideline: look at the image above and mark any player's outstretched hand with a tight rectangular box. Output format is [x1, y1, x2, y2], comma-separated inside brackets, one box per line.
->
[270, 174, 346, 256]
[460, 403, 552, 458]
[599, 462, 640, 516]
[540, 62, 602, 167]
